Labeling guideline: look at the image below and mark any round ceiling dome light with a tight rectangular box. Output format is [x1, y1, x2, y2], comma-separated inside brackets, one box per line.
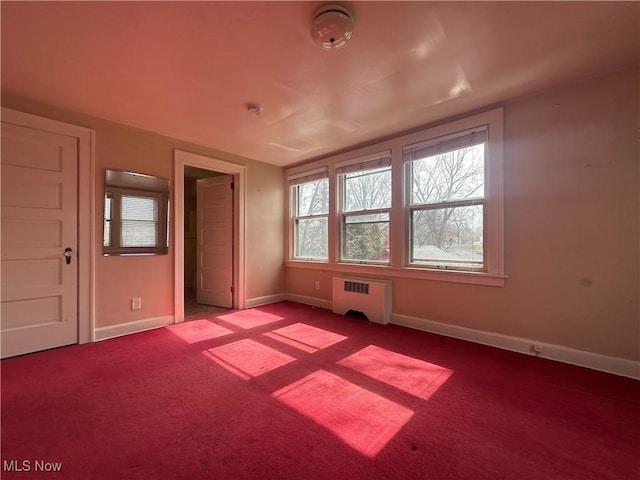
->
[310, 5, 354, 49]
[246, 104, 263, 117]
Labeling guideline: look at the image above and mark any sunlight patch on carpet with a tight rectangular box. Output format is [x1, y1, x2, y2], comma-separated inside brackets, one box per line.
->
[272, 370, 414, 458]
[263, 323, 347, 353]
[217, 309, 284, 329]
[338, 345, 452, 400]
[203, 339, 295, 380]
[167, 319, 234, 344]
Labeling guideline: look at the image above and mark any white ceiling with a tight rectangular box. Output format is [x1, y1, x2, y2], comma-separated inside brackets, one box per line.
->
[2, 2, 638, 167]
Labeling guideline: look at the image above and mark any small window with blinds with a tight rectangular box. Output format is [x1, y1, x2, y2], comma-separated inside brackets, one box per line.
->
[103, 170, 169, 255]
[338, 152, 392, 264]
[121, 195, 159, 247]
[404, 126, 487, 271]
[289, 168, 329, 260]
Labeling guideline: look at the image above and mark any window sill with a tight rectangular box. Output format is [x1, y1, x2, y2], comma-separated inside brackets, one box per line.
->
[284, 260, 507, 287]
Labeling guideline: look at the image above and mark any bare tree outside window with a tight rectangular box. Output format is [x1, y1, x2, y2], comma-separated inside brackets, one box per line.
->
[293, 178, 329, 259]
[341, 165, 391, 262]
[286, 109, 504, 283]
[409, 142, 485, 269]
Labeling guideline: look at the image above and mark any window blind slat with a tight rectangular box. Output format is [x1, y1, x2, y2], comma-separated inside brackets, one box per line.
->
[288, 167, 328, 186]
[336, 152, 392, 175]
[403, 127, 487, 162]
[122, 195, 157, 221]
[120, 195, 158, 247]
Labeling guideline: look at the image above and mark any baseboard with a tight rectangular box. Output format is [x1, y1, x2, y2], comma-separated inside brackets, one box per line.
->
[245, 293, 288, 308]
[284, 293, 332, 310]
[94, 315, 175, 342]
[391, 313, 640, 379]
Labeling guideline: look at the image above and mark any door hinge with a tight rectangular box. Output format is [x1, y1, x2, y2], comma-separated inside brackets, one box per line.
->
[230, 181, 235, 190]
[230, 286, 234, 293]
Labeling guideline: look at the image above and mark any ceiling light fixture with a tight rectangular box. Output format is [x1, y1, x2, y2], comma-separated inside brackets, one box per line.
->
[310, 4, 354, 49]
[246, 104, 263, 117]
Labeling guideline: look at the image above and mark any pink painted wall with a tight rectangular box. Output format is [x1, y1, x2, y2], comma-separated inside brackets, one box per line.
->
[3, 64, 637, 361]
[285, 65, 640, 361]
[1, 95, 285, 328]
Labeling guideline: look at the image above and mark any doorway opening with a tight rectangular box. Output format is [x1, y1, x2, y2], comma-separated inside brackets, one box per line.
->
[174, 150, 247, 324]
[183, 167, 230, 318]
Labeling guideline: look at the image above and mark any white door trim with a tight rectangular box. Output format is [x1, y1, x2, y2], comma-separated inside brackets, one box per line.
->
[173, 150, 247, 322]
[1, 107, 96, 344]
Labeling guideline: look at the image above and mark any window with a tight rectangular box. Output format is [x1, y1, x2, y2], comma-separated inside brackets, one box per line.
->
[338, 153, 392, 263]
[404, 127, 487, 271]
[104, 194, 112, 247]
[290, 169, 329, 260]
[285, 107, 504, 285]
[104, 170, 169, 255]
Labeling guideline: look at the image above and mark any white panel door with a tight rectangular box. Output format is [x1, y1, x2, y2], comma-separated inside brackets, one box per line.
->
[196, 175, 233, 308]
[1, 122, 78, 358]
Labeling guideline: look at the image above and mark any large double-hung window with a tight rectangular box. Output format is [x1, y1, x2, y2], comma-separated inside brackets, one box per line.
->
[285, 107, 504, 285]
[338, 152, 392, 263]
[404, 127, 487, 271]
[290, 168, 329, 260]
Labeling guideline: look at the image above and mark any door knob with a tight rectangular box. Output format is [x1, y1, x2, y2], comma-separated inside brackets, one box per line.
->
[64, 247, 73, 265]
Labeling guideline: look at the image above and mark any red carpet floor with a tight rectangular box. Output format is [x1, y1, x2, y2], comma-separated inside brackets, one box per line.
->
[2, 301, 639, 479]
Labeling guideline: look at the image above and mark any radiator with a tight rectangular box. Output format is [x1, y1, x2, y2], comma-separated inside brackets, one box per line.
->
[332, 277, 392, 324]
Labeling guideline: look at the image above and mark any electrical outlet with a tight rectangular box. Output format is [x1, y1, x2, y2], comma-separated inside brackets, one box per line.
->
[315, 280, 320, 290]
[131, 297, 142, 310]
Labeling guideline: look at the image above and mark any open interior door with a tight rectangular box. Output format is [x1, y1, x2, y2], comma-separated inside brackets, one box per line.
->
[196, 175, 233, 308]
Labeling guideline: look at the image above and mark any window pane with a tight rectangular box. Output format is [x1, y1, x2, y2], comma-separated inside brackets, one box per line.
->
[121, 195, 158, 247]
[411, 143, 484, 205]
[104, 221, 111, 247]
[295, 217, 328, 259]
[411, 205, 483, 268]
[103, 195, 112, 247]
[343, 213, 389, 262]
[122, 195, 157, 221]
[344, 212, 389, 224]
[344, 166, 391, 212]
[296, 178, 328, 216]
[121, 221, 157, 247]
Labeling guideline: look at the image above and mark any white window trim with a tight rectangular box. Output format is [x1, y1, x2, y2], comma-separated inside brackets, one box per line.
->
[284, 107, 506, 287]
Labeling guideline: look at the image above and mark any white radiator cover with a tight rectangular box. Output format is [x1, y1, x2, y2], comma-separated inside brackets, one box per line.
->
[332, 277, 392, 324]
